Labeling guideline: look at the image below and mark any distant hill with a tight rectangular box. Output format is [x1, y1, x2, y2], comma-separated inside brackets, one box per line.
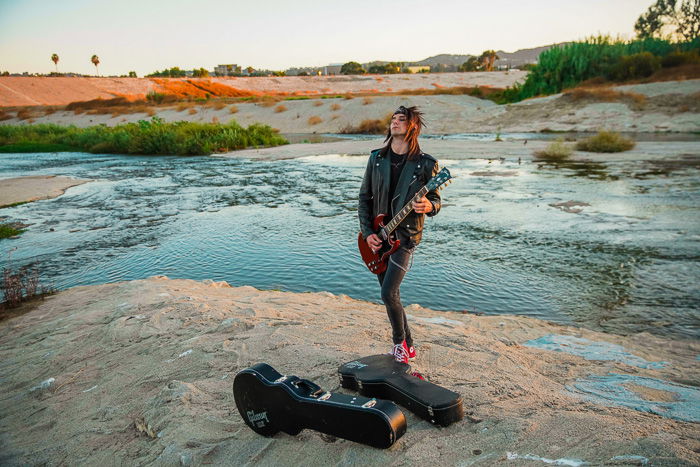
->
[412, 43, 570, 69]
[414, 54, 473, 67]
[287, 43, 570, 74]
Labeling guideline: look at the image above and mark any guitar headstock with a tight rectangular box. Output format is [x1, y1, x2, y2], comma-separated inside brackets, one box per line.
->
[426, 167, 453, 192]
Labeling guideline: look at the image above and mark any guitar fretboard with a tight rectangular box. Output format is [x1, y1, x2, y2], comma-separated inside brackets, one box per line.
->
[382, 186, 429, 237]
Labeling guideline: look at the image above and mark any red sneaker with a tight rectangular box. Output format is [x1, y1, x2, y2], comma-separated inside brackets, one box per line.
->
[407, 343, 416, 361]
[390, 343, 409, 364]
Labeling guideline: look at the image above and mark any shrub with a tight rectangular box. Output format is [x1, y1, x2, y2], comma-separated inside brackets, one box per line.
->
[258, 97, 279, 107]
[146, 91, 167, 104]
[362, 97, 374, 105]
[1, 264, 54, 310]
[188, 108, 198, 115]
[229, 105, 239, 114]
[340, 113, 392, 134]
[506, 36, 700, 103]
[308, 116, 322, 125]
[313, 100, 323, 107]
[16, 109, 35, 120]
[330, 103, 341, 111]
[0, 118, 288, 155]
[534, 138, 573, 158]
[274, 105, 288, 113]
[661, 50, 700, 67]
[608, 52, 661, 81]
[576, 131, 635, 152]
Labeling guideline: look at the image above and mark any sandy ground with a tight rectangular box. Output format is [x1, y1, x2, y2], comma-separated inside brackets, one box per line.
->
[4, 79, 698, 134]
[221, 138, 700, 163]
[0, 175, 90, 207]
[0, 277, 697, 465]
[0, 72, 527, 107]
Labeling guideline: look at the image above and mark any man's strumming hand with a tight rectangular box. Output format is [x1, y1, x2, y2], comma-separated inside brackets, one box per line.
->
[366, 234, 382, 253]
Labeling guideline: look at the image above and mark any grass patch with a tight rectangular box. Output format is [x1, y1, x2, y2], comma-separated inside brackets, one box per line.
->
[0, 118, 288, 155]
[274, 104, 288, 113]
[0, 223, 25, 238]
[576, 131, 635, 152]
[534, 138, 573, 159]
[0, 201, 30, 209]
[313, 100, 324, 107]
[562, 86, 647, 109]
[229, 105, 239, 114]
[0, 142, 82, 153]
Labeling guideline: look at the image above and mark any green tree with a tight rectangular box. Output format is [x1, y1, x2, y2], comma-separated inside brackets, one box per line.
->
[91, 54, 100, 76]
[635, 0, 700, 41]
[128, 71, 137, 78]
[459, 56, 481, 71]
[340, 61, 365, 74]
[368, 64, 386, 74]
[193, 67, 210, 77]
[384, 62, 404, 74]
[51, 53, 59, 73]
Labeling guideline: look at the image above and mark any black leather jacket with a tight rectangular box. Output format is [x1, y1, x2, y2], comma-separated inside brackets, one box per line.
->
[358, 147, 441, 246]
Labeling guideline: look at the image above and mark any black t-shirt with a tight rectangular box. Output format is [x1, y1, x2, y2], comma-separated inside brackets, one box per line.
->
[389, 148, 407, 210]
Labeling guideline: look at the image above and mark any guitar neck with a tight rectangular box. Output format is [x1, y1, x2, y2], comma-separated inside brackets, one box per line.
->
[383, 186, 429, 236]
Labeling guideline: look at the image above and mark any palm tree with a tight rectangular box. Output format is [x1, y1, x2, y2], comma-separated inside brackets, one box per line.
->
[91, 54, 100, 76]
[51, 53, 59, 73]
[481, 50, 499, 72]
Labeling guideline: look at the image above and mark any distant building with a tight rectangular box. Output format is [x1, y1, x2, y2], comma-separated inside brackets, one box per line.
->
[324, 64, 343, 75]
[407, 65, 430, 73]
[214, 64, 242, 76]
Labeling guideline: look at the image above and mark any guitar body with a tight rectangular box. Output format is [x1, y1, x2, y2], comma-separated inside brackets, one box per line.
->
[233, 363, 406, 449]
[358, 214, 400, 275]
[358, 167, 452, 275]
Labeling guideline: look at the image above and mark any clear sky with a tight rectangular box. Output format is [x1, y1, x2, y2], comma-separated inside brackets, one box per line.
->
[0, 0, 653, 76]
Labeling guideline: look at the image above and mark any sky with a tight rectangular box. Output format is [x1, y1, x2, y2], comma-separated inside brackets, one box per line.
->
[0, 0, 654, 76]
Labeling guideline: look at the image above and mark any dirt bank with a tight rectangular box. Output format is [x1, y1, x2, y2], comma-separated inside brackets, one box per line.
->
[0, 277, 697, 465]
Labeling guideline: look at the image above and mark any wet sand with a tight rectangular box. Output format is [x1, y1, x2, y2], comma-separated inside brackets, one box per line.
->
[0, 277, 697, 465]
[0, 175, 90, 207]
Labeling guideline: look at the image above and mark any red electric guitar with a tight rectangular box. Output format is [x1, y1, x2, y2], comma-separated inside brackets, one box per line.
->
[358, 167, 452, 274]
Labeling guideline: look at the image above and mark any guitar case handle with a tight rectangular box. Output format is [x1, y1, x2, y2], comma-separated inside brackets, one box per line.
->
[292, 378, 324, 398]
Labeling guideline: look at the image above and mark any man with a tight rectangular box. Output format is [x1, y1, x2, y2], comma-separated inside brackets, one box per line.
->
[358, 105, 441, 363]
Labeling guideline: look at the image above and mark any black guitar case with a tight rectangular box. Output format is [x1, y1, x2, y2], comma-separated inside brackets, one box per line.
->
[233, 363, 407, 449]
[338, 354, 464, 427]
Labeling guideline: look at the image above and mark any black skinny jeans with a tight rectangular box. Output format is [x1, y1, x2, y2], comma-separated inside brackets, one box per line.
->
[377, 245, 415, 346]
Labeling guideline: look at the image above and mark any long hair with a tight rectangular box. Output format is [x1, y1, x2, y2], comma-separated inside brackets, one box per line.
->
[383, 105, 425, 160]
